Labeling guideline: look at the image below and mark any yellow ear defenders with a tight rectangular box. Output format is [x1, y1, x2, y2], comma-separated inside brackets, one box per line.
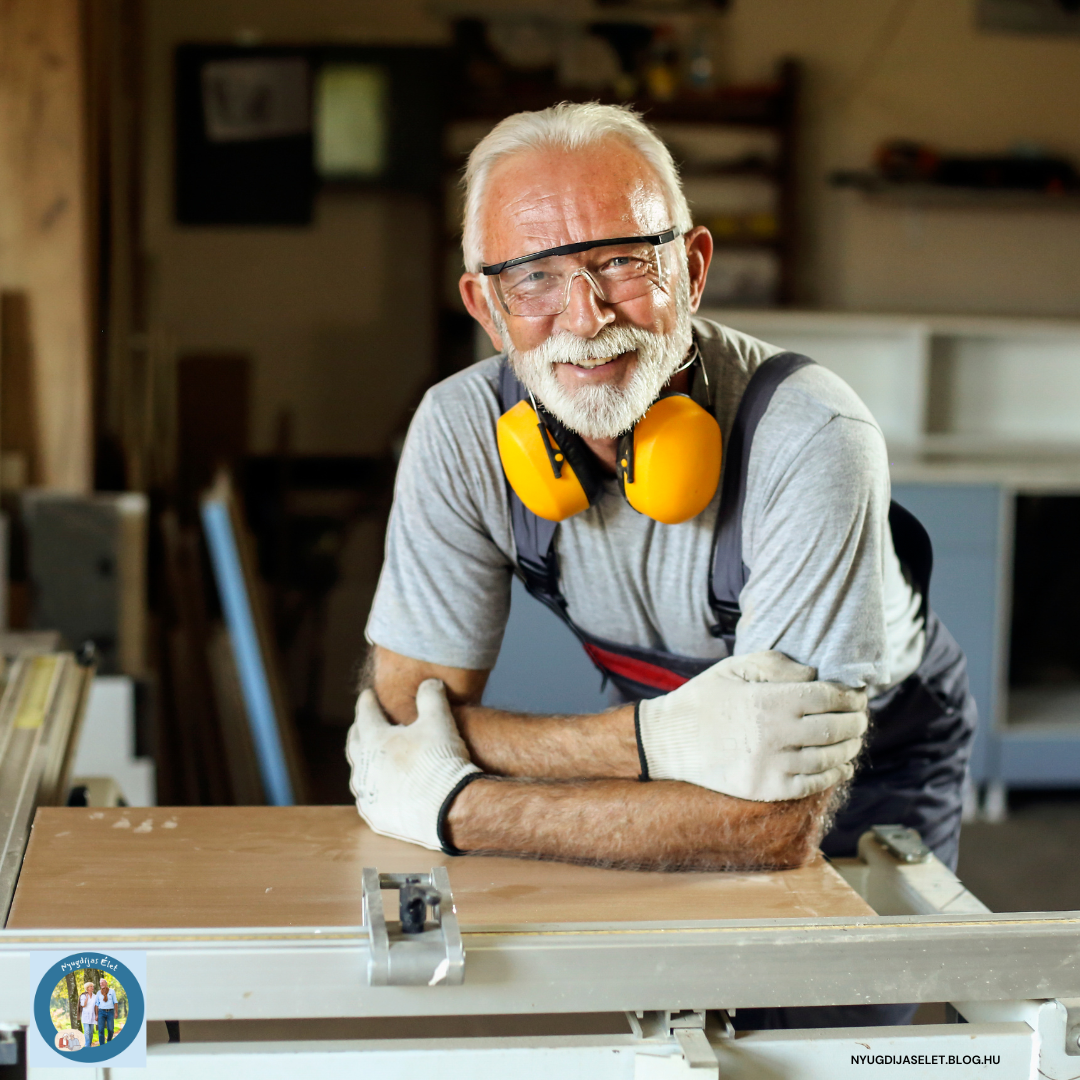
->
[497, 391, 722, 526]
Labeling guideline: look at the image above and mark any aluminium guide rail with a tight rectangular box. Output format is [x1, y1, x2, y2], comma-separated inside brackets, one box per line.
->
[1, 909, 1080, 1022]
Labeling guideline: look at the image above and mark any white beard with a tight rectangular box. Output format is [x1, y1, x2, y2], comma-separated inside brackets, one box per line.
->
[495, 275, 694, 441]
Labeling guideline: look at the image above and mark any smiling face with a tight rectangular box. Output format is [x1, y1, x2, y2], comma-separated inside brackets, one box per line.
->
[460, 138, 712, 440]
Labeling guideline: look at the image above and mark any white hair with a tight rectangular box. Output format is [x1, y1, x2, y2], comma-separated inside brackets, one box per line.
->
[461, 102, 693, 273]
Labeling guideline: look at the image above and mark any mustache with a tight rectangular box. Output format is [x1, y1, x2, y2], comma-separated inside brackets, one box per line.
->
[516, 324, 664, 369]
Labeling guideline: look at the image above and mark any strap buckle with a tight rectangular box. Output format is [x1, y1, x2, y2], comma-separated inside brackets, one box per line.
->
[708, 600, 740, 639]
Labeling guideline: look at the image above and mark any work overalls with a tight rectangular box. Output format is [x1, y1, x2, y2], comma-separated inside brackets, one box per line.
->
[498, 353, 977, 1028]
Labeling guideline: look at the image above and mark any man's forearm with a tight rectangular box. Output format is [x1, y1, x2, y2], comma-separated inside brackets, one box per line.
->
[446, 776, 835, 871]
[369, 643, 639, 779]
[455, 704, 640, 779]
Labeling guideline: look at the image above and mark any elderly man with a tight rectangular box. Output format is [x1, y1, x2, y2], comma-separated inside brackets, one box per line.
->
[348, 103, 974, 1023]
[95, 976, 117, 1044]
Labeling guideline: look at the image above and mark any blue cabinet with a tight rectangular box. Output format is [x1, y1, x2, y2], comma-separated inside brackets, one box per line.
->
[891, 484, 1006, 784]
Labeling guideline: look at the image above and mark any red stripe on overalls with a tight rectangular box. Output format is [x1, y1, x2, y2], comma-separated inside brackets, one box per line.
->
[582, 643, 690, 693]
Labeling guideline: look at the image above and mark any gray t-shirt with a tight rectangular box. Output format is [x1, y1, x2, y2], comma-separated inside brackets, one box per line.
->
[367, 318, 924, 695]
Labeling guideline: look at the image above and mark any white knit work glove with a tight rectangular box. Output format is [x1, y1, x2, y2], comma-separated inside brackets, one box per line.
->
[346, 679, 481, 852]
[636, 651, 868, 802]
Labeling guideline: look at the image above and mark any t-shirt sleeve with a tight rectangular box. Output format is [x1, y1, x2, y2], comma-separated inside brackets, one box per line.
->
[735, 413, 893, 688]
[365, 379, 515, 670]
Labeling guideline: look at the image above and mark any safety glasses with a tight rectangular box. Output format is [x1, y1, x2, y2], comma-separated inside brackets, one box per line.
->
[481, 229, 679, 317]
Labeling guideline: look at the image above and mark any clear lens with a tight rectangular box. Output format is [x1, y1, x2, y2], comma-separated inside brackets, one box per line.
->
[495, 240, 670, 317]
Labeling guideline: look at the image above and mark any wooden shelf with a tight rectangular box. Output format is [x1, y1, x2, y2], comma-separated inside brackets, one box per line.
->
[832, 172, 1080, 210]
[450, 85, 790, 128]
[709, 235, 784, 250]
[680, 162, 779, 179]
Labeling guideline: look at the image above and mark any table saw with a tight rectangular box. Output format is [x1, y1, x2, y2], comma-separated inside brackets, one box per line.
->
[3, 804, 1080, 1079]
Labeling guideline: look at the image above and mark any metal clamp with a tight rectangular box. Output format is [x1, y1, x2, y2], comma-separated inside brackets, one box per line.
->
[627, 1009, 726, 1075]
[361, 866, 465, 987]
[871, 823, 932, 864]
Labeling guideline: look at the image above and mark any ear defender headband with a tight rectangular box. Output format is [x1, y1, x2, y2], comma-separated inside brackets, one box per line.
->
[497, 383, 722, 526]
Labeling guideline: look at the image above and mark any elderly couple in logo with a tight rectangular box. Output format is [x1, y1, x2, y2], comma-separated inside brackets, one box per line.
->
[77, 976, 118, 1047]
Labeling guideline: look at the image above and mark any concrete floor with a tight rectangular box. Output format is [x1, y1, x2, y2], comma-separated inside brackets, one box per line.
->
[957, 790, 1080, 913]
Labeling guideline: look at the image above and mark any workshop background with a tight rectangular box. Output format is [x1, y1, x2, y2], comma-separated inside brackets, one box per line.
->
[1, 0, 1080, 913]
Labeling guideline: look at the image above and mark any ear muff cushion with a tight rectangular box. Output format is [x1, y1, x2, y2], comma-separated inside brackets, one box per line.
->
[622, 395, 721, 524]
[497, 400, 591, 521]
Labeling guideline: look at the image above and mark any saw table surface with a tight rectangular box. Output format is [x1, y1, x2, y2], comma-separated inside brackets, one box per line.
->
[7, 806, 873, 929]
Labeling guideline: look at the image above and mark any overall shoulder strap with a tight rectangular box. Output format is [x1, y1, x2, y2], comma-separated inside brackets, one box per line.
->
[709, 351, 816, 638]
[708, 350, 936, 639]
[498, 359, 564, 610]
[497, 354, 528, 409]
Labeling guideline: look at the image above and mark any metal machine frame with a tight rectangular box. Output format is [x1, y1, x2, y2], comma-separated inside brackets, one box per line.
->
[3, 829, 1080, 1078]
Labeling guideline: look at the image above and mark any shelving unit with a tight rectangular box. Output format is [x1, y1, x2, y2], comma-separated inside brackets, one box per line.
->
[436, 53, 803, 378]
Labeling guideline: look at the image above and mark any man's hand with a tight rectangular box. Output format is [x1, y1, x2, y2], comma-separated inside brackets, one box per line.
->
[637, 651, 868, 801]
[347, 678, 480, 851]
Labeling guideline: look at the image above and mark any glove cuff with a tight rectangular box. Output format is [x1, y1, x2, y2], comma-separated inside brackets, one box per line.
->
[437, 769, 487, 856]
[637, 693, 701, 782]
[633, 701, 650, 782]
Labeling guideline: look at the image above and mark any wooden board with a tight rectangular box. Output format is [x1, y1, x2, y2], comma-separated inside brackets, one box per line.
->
[7, 807, 873, 929]
[0, 0, 92, 492]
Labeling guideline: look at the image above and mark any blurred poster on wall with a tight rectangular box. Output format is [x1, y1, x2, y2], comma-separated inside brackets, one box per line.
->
[201, 57, 310, 143]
